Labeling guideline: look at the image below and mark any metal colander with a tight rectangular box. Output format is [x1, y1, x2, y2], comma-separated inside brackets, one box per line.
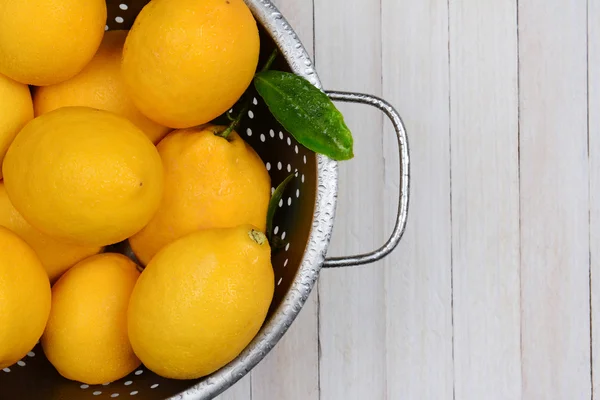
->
[0, 0, 410, 399]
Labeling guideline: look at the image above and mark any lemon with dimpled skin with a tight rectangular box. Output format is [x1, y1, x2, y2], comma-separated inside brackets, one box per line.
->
[0, 182, 102, 283]
[33, 30, 170, 144]
[2, 107, 164, 248]
[42, 253, 141, 385]
[129, 125, 270, 266]
[128, 225, 274, 380]
[0, 73, 33, 179]
[0, 226, 51, 370]
[122, 0, 260, 128]
[0, 0, 107, 86]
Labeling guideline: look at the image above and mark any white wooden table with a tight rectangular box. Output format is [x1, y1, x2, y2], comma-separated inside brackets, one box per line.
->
[219, 0, 597, 398]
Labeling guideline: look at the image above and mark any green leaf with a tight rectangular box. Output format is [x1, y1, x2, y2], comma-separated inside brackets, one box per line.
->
[266, 173, 295, 241]
[254, 71, 354, 161]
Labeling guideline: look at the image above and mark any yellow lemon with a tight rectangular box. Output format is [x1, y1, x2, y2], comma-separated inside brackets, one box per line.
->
[0, 0, 107, 86]
[0, 73, 33, 179]
[122, 0, 260, 128]
[2, 107, 164, 247]
[42, 253, 141, 385]
[0, 182, 102, 283]
[0, 226, 51, 369]
[34, 30, 170, 144]
[129, 126, 270, 265]
[128, 225, 274, 380]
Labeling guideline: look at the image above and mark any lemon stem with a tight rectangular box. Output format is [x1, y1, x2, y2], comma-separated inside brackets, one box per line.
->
[217, 48, 279, 140]
[218, 103, 248, 139]
[260, 48, 279, 73]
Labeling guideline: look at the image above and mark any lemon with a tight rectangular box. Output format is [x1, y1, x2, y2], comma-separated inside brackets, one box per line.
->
[122, 0, 260, 128]
[42, 253, 141, 385]
[0, 73, 33, 179]
[0, 182, 102, 282]
[0, 226, 51, 369]
[34, 30, 170, 144]
[2, 107, 164, 247]
[0, 0, 107, 86]
[129, 126, 270, 265]
[128, 225, 274, 380]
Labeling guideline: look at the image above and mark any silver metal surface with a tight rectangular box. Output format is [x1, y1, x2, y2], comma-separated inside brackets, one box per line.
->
[322, 91, 410, 268]
[0, 0, 410, 399]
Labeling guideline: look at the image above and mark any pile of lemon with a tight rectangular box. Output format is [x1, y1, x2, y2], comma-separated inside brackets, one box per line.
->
[0, 0, 276, 385]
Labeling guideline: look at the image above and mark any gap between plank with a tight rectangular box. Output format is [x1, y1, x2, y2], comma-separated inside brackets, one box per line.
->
[587, 0, 594, 398]
[446, 0, 456, 398]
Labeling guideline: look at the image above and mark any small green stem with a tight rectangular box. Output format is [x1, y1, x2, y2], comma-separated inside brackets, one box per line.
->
[261, 48, 279, 73]
[216, 48, 279, 140]
[217, 100, 249, 139]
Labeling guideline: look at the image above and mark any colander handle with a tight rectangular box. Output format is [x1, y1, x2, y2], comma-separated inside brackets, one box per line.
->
[322, 91, 410, 268]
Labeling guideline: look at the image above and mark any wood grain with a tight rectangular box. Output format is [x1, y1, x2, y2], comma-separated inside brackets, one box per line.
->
[519, 1, 591, 398]
[215, 376, 251, 400]
[314, 0, 386, 399]
[250, 0, 319, 399]
[380, 0, 454, 398]
[449, 1, 522, 399]
[219, 1, 599, 399]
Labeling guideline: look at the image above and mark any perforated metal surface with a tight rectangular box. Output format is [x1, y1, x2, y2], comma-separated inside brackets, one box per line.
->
[0, 1, 339, 399]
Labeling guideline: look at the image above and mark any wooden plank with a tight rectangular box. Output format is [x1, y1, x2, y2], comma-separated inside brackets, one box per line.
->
[448, 1, 521, 399]
[215, 376, 252, 400]
[250, 0, 319, 400]
[314, 0, 385, 399]
[380, 0, 454, 399]
[519, 1, 591, 398]
[589, 0, 600, 395]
